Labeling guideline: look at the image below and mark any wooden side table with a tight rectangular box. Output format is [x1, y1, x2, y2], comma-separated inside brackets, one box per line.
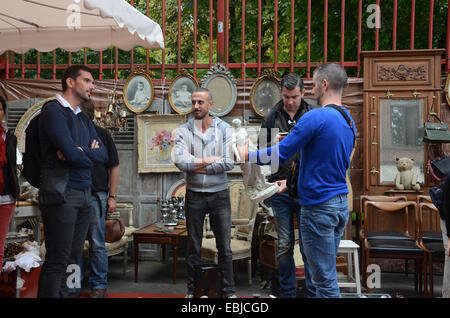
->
[133, 223, 187, 284]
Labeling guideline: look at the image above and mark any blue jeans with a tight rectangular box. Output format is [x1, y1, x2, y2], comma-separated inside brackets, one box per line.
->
[69, 192, 108, 293]
[185, 189, 235, 297]
[269, 192, 310, 298]
[300, 194, 349, 298]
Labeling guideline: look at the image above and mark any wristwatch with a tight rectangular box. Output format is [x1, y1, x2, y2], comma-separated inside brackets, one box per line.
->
[108, 194, 117, 199]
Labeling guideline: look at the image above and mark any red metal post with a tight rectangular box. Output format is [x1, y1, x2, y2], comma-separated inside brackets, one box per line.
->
[162, 0, 166, 80]
[429, 0, 435, 49]
[324, 0, 328, 63]
[217, 0, 225, 63]
[21, 54, 24, 79]
[194, 0, 198, 77]
[115, 47, 118, 80]
[53, 50, 56, 80]
[258, 0, 262, 77]
[375, 0, 380, 50]
[5, 52, 9, 79]
[393, 0, 398, 50]
[99, 51, 103, 79]
[225, 0, 229, 68]
[37, 51, 41, 79]
[290, 0, 294, 72]
[209, 0, 213, 67]
[307, 0, 311, 79]
[411, 0, 416, 49]
[340, 0, 345, 66]
[357, 0, 362, 77]
[274, 0, 278, 73]
[447, 0, 450, 73]
[177, 0, 182, 73]
[242, 0, 246, 79]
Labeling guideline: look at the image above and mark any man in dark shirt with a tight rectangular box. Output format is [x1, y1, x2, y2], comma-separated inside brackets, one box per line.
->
[257, 73, 311, 298]
[76, 100, 120, 298]
[37, 65, 108, 298]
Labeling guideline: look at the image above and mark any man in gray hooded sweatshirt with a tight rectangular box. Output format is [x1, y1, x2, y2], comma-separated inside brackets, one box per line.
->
[174, 87, 236, 298]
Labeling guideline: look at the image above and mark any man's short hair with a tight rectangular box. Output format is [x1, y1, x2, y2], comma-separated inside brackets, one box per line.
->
[313, 63, 348, 93]
[193, 87, 213, 101]
[61, 65, 93, 92]
[0, 95, 7, 113]
[280, 73, 304, 91]
[80, 100, 95, 121]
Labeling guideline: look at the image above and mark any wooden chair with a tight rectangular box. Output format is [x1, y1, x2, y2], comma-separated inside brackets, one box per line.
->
[201, 181, 259, 285]
[417, 202, 444, 297]
[359, 195, 408, 283]
[362, 201, 427, 296]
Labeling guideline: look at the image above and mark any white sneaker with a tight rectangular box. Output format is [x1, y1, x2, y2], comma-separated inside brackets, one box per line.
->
[184, 294, 194, 298]
[227, 294, 238, 298]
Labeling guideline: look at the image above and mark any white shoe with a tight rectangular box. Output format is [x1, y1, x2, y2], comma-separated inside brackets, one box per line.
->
[184, 294, 194, 298]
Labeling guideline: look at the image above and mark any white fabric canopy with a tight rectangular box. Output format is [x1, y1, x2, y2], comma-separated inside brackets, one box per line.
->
[0, 0, 164, 54]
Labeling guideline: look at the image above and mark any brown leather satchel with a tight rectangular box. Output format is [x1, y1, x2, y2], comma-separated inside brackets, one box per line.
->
[105, 217, 125, 243]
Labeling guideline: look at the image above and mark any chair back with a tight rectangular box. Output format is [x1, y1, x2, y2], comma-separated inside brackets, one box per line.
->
[229, 181, 259, 241]
[417, 202, 441, 244]
[359, 195, 407, 238]
[364, 201, 417, 240]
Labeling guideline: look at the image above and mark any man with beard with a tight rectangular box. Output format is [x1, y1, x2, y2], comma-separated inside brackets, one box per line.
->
[37, 65, 108, 298]
[174, 87, 236, 298]
[241, 63, 355, 297]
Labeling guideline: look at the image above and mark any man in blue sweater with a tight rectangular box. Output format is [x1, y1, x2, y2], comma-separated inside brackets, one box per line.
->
[37, 65, 108, 298]
[243, 63, 355, 298]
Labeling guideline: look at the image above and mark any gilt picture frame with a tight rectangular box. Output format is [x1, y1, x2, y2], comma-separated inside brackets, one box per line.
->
[123, 70, 154, 113]
[168, 71, 198, 114]
[250, 75, 281, 118]
[201, 63, 237, 117]
[137, 114, 186, 173]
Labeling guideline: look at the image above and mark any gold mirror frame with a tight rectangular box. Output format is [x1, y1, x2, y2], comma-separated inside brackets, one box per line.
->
[445, 73, 450, 107]
[168, 70, 198, 114]
[250, 74, 281, 118]
[123, 69, 154, 114]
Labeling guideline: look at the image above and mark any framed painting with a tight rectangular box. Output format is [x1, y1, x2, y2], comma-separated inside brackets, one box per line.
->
[137, 114, 186, 173]
[123, 69, 154, 113]
[201, 63, 237, 117]
[168, 71, 198, 114]
[250, 74, 281, 117]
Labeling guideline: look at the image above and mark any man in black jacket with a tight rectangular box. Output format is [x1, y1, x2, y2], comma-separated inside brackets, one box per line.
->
[440, 174, 450, 297]
[75, 100, 120, 298]
[257, 73, 312, 298]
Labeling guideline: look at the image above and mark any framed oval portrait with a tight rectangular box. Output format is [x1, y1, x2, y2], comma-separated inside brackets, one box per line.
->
[445, 73, 450, 107]
[123, 70, 154, 113]
[250, 75, 281, 117]
[201, 63, 237, 117]
[168, 72, 198, 114]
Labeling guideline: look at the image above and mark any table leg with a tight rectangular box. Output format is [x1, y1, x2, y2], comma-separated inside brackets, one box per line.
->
[173, 241, 178, 284]
[134, 240, 139, 282]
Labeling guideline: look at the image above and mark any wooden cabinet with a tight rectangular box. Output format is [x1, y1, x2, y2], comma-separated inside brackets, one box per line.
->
[362, 50, 445, 197]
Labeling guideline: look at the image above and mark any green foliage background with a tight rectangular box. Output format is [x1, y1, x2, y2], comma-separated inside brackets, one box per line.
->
[14, 0, 449, 79]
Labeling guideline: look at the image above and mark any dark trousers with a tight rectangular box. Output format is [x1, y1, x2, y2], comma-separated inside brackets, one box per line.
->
[185, 189, 235, 297]
[37, 187, 92, 298]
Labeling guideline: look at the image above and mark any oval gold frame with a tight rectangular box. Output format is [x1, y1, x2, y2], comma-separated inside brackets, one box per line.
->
[250, 75, 281, 118]
[168, 72, 198, 115]
[445, 73, 450, 107]
[123, 70, 154, 114]
[15, 97, 55, 153]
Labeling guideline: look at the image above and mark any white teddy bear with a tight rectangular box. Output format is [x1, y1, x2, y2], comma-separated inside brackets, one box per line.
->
[394, 157, 421, 191]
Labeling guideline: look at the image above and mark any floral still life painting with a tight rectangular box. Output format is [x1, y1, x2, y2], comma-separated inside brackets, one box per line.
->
[137, 114, 186, 173]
